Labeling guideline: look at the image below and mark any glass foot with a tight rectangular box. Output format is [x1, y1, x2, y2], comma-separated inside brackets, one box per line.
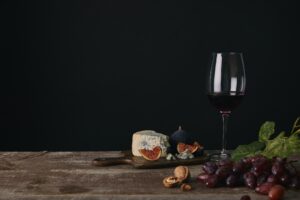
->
[210, 151, 231, 162]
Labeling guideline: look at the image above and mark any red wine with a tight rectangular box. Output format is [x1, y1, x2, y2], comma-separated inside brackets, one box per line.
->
[207, 93, 244, 112]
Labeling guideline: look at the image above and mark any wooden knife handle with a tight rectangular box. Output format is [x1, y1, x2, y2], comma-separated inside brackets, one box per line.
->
[92, 157, 132, 167]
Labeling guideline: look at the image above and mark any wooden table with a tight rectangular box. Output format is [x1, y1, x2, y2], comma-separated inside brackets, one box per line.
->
[0, 151, 299, 200]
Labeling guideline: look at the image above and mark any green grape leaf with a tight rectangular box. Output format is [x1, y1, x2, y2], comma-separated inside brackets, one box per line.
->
[232, 118, 300, 161]
[262, 131, 300, 158]
[291, 117, 300, 135]
[262, 132, 286, 158]
[259, 121, 275, 143]
[231, 141, 265, 161]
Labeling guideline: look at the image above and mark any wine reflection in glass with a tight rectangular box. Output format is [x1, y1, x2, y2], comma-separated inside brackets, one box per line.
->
[207, 52, 246, 161]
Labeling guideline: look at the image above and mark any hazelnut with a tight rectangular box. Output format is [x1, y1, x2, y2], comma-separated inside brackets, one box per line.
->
[163, 176, 180, 188]
[180, 183, 192, 191]
[174, 166, 190, 183]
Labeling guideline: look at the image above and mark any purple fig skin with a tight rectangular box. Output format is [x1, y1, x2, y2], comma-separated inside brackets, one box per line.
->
[170, 126, 191, 144]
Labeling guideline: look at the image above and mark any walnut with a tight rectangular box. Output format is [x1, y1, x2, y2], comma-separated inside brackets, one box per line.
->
[174, 166, 190, 183]
[162, 176, 180, 188]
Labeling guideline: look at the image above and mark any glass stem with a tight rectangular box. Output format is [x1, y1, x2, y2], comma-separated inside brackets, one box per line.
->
[220, 112, 230, 156]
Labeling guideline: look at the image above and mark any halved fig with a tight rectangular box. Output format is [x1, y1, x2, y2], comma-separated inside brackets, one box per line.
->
[138, 146, 161, 161]
[177, 142, 201, 154]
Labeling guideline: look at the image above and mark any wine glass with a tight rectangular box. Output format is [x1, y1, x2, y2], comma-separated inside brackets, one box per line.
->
[207, 52, 246, 161]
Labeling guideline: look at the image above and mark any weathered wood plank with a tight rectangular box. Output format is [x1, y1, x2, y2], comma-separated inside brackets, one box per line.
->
[0, 152, 299, 200]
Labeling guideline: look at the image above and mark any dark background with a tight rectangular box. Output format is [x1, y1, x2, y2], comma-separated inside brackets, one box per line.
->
[0, 0, 299, 151]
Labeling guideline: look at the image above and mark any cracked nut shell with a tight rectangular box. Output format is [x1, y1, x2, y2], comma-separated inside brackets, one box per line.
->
[174, 166, 190, 183]
[163, 176, 180, 188]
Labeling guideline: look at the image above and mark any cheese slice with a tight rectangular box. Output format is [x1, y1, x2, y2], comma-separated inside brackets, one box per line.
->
[132, 130, 170, 157]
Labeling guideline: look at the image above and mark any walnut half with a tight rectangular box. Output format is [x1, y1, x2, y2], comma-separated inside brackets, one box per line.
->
[163, 176, 180, 188]
[174, 166, 191, 183]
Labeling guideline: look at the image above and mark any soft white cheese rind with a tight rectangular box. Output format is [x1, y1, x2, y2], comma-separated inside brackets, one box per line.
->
[132, 130, 170, 157]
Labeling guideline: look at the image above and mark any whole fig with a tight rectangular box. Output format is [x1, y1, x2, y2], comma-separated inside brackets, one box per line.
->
[169, 126, 191, 152]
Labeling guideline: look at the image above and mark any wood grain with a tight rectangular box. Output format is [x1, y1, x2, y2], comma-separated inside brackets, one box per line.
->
[0, 151, 299, 200]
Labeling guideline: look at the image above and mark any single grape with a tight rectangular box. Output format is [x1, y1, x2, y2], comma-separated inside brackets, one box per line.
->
[205, 174, 219, 188]
[279, 173, 290, 186]
[242, 157, 252, 167]
[226, 174, 239, 187]
[215, 166, 231, 180]
[285, 162, 297, 176]
[268, 185, 285, 200]
[202, 162, 217, 174]
[256, 173, 269, 186]
[232, 161, 246, 174]
[240, 195, 251, 200]
[250, 156, 258, 164]
[250, 155, 267, 164]
[289, 176, 300, 189]
[243, 172, 257, 189]
[238, 174, 245, 185]
[267, 174, 280, 184]
[272, 163, 285, 176]
[274, 157, 287, 165]
[217, 159, 233, 168]
[197, 172, 209, 183]
[252, 159, 271, 177]
[255, 182, 275, 195]
[251, 163, 264, 177]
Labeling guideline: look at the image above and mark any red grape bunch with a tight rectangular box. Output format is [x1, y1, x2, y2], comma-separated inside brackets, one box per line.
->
[197, 155, 300, 200]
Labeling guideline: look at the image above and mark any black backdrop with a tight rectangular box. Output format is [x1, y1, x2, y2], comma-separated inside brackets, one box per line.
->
[0, 0, 299, 151]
